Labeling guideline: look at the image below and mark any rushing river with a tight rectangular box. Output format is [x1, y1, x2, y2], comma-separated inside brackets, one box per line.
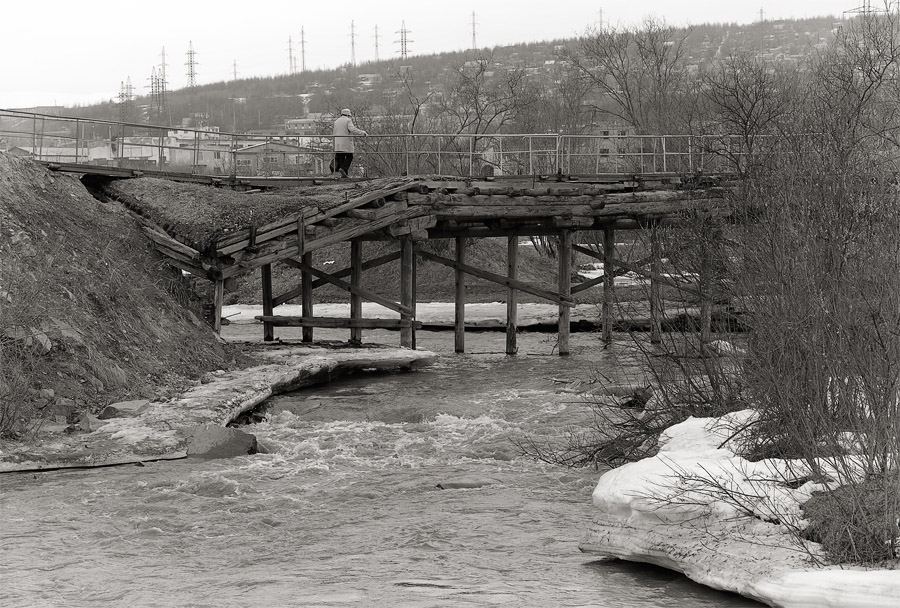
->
[1, 329, 761, 607]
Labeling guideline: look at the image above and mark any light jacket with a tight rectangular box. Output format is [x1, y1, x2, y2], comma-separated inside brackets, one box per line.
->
[333, 115, 367, 153]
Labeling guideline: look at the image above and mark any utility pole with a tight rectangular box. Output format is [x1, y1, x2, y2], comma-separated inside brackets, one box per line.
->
[374, 25, 381, 61]
[471, 11, 477, 50]
[396, 20, 412, 60]
[233, 59, 238, 81]
[300, 27, 307, 73]
[186, 41, 198, 88]
[350, 20, 357, 66]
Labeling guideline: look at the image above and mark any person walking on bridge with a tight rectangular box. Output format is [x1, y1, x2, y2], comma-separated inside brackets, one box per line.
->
[332, 108, 367, 178]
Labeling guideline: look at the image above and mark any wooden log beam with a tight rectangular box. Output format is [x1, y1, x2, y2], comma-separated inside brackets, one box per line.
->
[287, 258, 413, 316]
[507, 234, 519, 355]
[254, 316, 422, 330]
[273, 251, 402, 306]
[344, 200, 407, 220]
[419, 250, 574, 307]
[608, 255, 701, 298]
[226, 207, 425, 276]
[558, 230, 572, 356]
[455, 236, 466, 354]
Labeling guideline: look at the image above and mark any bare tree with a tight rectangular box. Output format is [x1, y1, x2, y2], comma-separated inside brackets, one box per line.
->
[699, 53, 797, 177]
[563, 17, 694, 134]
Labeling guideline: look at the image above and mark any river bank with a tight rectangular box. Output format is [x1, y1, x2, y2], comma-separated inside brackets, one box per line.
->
[0, 344, 434, 473]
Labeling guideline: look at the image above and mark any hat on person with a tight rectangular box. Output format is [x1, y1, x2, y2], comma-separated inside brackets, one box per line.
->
[340, 108, 352, 116]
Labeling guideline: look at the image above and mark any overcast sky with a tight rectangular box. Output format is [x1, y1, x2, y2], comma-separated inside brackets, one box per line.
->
[2, 0, 860, 109]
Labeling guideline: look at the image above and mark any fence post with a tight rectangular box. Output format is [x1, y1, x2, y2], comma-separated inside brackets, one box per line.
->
[405, 134, 410, 176]
[74, 119, 80, 164]
[662, 136, 667, 173]
[528, 136, 533, 175]
[469, 135, 474, 177]
[437, 135, 442, 175]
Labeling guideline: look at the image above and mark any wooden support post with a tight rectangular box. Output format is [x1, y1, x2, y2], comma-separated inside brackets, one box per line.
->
[411, 244, 418, 350]
[261, 264, 275, 341]
[602, 226, 615, 344]
[301, 252, 313, 343]
[506, 234, 519, 355]
[350, 239, 363, 345]
[213, 279, 224, 334]
[558, 229, 572, 356]
[650, 223, 662, 344]
[400, 238, 415, 349]
[700, 243, 712, 344]
[455, 236, 466, 353]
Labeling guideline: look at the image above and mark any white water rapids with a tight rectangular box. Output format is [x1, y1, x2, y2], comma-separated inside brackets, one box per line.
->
[1, 330, 762, 607]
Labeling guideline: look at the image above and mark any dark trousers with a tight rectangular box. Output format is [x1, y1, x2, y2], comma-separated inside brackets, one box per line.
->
[334, 152, 353, 175]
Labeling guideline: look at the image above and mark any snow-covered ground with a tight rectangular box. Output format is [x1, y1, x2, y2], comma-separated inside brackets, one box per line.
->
[224, 302, 605, 327]
[580, 410, 899, 608]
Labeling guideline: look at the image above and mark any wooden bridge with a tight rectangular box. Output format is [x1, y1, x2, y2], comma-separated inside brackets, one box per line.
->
[64, 164, 733, 356]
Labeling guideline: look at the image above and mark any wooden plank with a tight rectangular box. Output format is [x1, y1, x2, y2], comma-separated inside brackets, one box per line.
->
[286, 258, 413, 316]
[223, 207, 424, 276]
[419, 250, 574, 307]
[261, 264, 274, 341]
[558, 230, 572, 356]
[507, 234, 518, 356]
[455, 236, 465, 354]
[255, 316, 421, 330]
[140, 226, 201, 259]
[147, 239, 210, 277]
[350, 240, 362, 344]
[215, 180, 417, 256]
[216, 209, 311, 255]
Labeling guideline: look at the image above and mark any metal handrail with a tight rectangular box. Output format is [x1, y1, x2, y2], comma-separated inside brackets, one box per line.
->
[0, 108, 745, 178]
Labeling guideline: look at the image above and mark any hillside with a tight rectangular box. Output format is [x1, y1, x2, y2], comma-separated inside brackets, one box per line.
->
[0, 154, 251, 439]
[56, 16, 839, 133]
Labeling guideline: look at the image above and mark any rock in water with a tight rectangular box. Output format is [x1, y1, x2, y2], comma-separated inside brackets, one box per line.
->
[185, 424, 258, 459]
[97, 399, 150, 419]
[436, 476, 500, 490]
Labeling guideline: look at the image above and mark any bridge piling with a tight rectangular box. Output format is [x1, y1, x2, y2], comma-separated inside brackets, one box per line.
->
[558, 230, 572, 356]
[506, 235, 519, 355]
[454, 237, 466, 353]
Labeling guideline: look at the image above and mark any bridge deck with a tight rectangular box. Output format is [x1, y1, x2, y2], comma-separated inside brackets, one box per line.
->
[76, 169, 732, 352]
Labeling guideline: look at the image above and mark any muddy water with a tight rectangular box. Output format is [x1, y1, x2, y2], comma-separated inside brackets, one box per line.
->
[1, 330, 760, 607]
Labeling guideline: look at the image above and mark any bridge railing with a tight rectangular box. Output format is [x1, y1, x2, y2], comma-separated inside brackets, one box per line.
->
[0, 109, 742, 178]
